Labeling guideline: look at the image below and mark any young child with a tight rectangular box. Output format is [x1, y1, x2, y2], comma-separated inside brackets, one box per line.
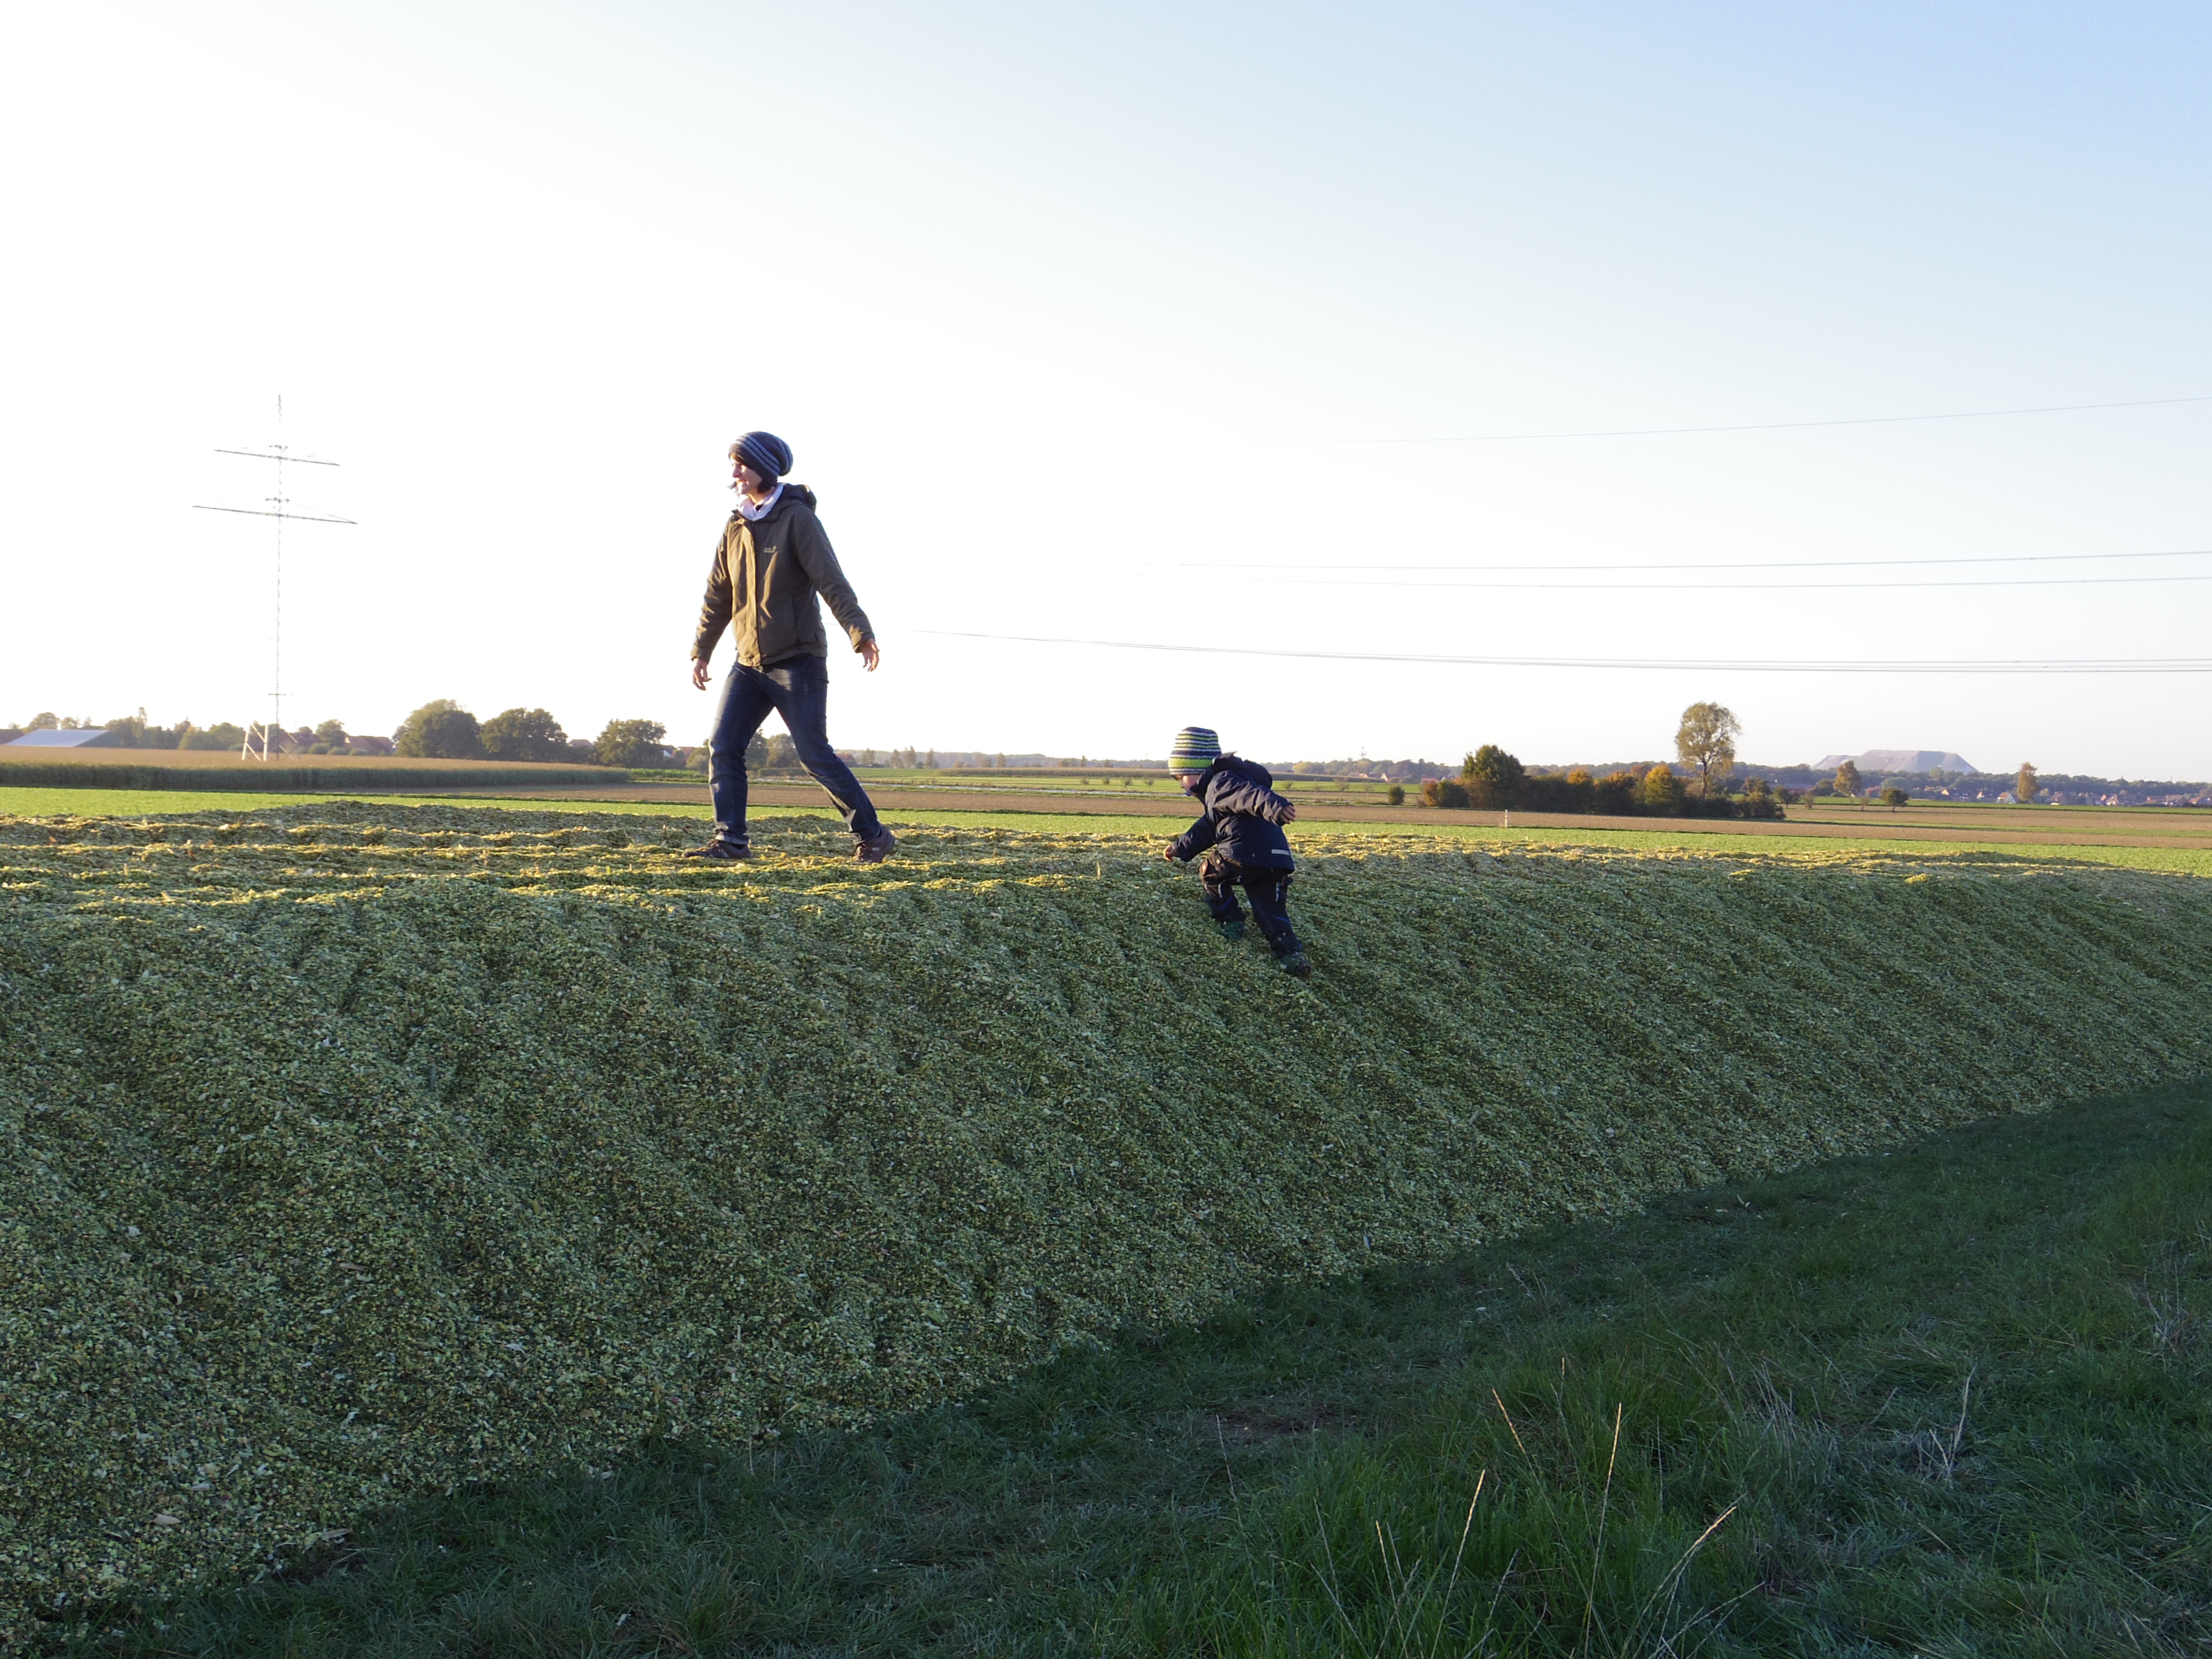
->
[1161, 726, 1311, 978]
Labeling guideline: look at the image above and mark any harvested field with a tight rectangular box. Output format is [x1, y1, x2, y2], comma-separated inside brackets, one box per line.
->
[4, 802, 2211, 1634]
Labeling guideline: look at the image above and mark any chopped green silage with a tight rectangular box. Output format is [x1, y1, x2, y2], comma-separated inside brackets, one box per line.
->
[4, 802, 2210, 1637]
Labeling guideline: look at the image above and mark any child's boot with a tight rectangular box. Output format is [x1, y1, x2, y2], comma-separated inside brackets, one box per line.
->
[1216, 916, 1246, 941]
[1277, 948, 1312, 978]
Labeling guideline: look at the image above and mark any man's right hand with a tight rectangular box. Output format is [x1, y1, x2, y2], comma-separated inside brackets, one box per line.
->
[691, 659, 711, 691]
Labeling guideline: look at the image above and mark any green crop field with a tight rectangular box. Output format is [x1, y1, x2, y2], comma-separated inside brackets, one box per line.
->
[6, 800, 2212, 1648]
[3, 785, 2210, 874]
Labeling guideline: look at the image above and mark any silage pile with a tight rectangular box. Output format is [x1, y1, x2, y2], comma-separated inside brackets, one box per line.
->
[4, 804, 2211, 1630]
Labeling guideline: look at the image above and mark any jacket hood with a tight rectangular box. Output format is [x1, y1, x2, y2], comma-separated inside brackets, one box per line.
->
[731, 483, 818, 521]
[1198, 754, 1272, 792]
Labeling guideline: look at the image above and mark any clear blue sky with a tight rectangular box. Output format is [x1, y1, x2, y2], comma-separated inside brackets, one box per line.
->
[3, 3, 2207, 774]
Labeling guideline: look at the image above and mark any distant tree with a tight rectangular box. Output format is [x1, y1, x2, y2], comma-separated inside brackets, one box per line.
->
[927, 749, 938, 769]
[1880, 785, 1910, 810]
[1738, 776, 1785, 820]
[1675, 702, 1741, 800]
[27, 712, 59, 730]
[481, 707, 570, 763]
[1421, 777, 1472, 809]
[2016, 762, 2040, 804]
[764, 733, 799, 771]
[181, 722, 245, 750]
[1777, 785, 1803, 807]
[122, 707, 184, 748]
[314, 718, 348, 749]
[1593, 769, 1643, 813]
[1642, 764, 1687, 814]
[1461, 745, 1527, 809]
[395, 700, 486, 759]
[1833, 759, 1861, 801]
[1387, 783, 1406, 806]
[592, 718, 667, 769]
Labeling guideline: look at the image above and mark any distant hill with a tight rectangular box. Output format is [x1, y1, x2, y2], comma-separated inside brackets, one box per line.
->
[1814, 749, 1975, 775]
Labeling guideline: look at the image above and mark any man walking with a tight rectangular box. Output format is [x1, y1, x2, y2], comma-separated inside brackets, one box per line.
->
[686, 431, 896, 863]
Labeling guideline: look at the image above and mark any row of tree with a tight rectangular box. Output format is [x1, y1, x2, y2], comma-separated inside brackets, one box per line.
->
[1422, 703, 1790, 819]
[1422, 753, 1791, 818]
[14, 703, 678, 768]
[17, 711, 266, 751]
[1825, 757, 2040, 805]
[393, 701, 675, 769]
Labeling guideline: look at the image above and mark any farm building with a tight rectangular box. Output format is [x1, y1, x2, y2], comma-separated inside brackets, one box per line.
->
[2, 726, 121, 748]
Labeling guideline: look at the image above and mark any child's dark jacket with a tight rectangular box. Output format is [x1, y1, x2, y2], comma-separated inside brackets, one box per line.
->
[1168, 757, 1296, 870]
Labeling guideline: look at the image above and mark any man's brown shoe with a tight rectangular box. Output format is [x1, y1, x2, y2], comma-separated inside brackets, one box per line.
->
[853, 828, 898, 865]
[682, 840, 751, 861]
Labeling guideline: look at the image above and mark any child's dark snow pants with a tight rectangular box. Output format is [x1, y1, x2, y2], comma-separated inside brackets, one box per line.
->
[1199, 855, 1301, 954]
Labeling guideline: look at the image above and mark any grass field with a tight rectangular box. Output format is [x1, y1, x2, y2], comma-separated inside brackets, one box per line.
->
[55, 1079, 2212, 1656]
[5, 785, 2210, 875]
[8, 801, 2212, 1650]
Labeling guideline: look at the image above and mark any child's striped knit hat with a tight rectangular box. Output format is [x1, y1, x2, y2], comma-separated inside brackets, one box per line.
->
[1168, 726, 1222, 773]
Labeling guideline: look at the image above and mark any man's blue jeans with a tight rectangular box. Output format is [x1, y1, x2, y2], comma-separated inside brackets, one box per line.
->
[707, 655, 883, 847]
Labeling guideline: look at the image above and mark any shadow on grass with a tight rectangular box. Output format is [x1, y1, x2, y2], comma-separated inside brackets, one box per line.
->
[54, 1077, 2212, 1657]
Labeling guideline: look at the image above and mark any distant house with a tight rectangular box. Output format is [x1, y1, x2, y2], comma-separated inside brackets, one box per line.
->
[347, 734, 396, 756]
[3, 727, 121, 749]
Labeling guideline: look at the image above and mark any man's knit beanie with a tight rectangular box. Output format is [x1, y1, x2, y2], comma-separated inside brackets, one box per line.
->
[1168, 726, 1223, 773]
[732, 431, 793, 479]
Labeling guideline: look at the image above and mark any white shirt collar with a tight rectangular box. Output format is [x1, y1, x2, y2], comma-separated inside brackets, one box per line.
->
[734, 482, 785, 523]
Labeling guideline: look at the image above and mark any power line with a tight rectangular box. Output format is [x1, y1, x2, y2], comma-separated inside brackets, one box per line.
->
[1151, 546, 2212, 575]
[192, 399, 354, 759]
[192, 504, 357, 525]
[1240, 570, 2212, 594]
[215, 447, 339, 467]
[914, 629, 2212, 675]
[1319, 393, 2212, 446]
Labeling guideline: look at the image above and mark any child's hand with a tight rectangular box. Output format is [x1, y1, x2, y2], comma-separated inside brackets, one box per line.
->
[1280, 801, 1298, 823]
[1161, 845, 1177, 862]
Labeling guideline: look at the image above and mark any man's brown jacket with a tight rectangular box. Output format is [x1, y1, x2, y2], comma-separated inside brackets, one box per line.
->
[690, 485, 874, 670]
